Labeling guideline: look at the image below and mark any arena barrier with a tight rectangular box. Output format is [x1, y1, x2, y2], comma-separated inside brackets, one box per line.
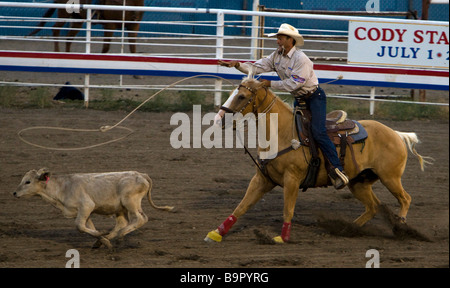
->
[0, 2, 448, 112]
[0, 50, 448, 96]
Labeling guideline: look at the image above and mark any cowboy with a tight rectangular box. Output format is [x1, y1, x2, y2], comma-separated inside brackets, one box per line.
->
[218, 23, 349, 189]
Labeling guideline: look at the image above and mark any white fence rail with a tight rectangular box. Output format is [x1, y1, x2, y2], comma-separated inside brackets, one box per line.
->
[0, 1, 448, 112]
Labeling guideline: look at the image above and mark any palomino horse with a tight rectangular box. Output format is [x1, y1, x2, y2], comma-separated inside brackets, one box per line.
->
[205, 78, 431, 244]
[28, 0, 144, 53]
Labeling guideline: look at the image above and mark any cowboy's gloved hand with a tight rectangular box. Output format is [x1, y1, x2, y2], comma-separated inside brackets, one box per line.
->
[218, 60, 240, 68]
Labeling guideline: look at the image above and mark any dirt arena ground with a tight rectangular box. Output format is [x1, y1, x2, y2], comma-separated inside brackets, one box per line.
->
[0, 34, 448, 270]
[0, 105, 448, 268]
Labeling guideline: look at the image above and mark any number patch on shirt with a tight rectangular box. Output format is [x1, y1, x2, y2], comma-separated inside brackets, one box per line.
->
[291, 75, 306, 83]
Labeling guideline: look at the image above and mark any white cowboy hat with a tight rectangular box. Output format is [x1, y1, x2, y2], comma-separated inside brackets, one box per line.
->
[268, 23, 304, 46]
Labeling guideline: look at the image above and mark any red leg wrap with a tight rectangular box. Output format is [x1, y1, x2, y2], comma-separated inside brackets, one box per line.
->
[217, 215, 237, 236]
[281, 222, 291, 242]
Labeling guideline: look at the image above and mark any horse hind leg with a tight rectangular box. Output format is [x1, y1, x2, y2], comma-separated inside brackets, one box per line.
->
[379, 176, 411, 223]
[348, 171, 381, 226]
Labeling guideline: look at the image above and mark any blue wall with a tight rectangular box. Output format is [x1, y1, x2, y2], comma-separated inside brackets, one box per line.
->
[1, 0, 448, 36]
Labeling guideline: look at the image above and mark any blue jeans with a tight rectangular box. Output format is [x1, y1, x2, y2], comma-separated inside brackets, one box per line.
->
[294, 87, 344, 172]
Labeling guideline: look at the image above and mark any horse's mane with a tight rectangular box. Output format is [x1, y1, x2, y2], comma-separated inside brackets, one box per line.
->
[241, 78, 293, 112]
[241, 77, 262, 88]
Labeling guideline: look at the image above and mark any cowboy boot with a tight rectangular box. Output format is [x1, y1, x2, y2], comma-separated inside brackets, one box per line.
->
[329, 167, 349, 190]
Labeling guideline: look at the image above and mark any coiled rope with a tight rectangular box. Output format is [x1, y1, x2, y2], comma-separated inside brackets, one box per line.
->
[17, 74, 237, 151]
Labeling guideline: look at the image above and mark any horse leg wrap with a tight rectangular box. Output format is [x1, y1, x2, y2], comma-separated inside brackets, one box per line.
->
[218, 215, 237, 236]
[281, 222, 292, 242]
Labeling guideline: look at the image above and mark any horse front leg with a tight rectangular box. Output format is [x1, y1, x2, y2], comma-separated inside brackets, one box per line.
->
[125, 23, 140, 53]
[52, 21, 65, 52]
[65, 21, 82, 52]
[101, 23, 115, 53]
[273, 173, 301, 243]
[204, 172, 275, 243]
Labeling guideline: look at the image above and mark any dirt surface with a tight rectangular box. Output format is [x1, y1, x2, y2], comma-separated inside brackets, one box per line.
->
[0, 35, 448, 269]
[0, 106, 448, 268]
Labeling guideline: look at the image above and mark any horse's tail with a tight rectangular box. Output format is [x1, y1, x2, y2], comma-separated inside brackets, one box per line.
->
[28, 8, 56, 36]
[395, 131, 434, 171]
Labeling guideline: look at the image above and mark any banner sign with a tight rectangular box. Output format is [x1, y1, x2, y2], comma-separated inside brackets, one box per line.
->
[348, 20, 449, 69]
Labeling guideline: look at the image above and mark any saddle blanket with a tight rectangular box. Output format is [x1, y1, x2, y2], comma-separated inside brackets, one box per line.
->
[350, 120, 368, 143]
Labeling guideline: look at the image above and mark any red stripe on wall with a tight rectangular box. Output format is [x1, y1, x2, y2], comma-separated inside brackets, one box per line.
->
[1, 51, 448, 77]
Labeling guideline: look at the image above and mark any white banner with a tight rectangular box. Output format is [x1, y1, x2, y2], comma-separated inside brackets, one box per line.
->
[348, 20, 449, 69]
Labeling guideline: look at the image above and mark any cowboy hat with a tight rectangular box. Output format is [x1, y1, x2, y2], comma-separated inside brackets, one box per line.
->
[268, 23, 304, 46]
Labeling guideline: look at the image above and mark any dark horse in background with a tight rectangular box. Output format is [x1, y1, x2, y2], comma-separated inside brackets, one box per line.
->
[28, 0, 144, 53]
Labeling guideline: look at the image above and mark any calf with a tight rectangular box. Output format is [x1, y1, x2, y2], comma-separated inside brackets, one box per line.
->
[13, 168, 174, 248]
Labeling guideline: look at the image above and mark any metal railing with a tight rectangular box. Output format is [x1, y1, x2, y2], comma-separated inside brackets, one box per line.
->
[0, 1, 448, 112]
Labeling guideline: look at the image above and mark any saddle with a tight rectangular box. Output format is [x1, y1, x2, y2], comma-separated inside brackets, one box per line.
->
[295, 108, 368, 190]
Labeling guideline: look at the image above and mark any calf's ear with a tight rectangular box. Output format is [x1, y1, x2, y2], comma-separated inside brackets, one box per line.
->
[37, 168, 51, 181]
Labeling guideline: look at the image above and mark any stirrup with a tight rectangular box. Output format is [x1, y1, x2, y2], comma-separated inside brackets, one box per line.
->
[329, 168, 349, 190]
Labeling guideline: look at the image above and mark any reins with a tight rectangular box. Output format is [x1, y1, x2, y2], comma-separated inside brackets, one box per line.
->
[229, 83, 285, 183]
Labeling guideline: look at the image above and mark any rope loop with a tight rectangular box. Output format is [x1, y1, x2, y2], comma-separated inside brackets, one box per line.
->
[17, 74, 237, 151]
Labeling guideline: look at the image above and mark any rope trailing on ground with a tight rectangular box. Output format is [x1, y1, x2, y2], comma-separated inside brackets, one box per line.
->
[17, 74, 237, 151]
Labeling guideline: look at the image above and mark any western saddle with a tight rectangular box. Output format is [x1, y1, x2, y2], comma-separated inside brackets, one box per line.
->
[295, 107, 364, 190]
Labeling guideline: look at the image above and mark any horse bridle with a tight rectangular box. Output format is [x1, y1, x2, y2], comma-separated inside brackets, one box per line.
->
[220, 84, 271, 115]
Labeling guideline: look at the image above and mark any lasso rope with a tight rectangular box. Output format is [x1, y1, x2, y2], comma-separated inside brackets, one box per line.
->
[17, 74, 343, 151]
[17, 74, 237, 151]
[17, 126, 135, 151]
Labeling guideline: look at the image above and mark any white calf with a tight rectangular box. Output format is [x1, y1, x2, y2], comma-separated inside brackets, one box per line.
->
[14, 168, 174, 248]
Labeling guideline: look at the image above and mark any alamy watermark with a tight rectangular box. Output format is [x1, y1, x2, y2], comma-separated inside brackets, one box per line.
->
[366, 0, 380, 13]
[366, 249, 380, 268]
[65, 249, 80, 268]
[66, 0, 81, 14]
[169, 105, 279, 160]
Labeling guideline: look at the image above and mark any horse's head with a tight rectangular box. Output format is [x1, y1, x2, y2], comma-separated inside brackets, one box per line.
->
[214, 78, 268, 127]
[222, 78, 266, 115]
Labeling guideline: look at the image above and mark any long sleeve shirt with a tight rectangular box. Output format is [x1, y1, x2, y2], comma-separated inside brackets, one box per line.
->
[237, 47, 319, 97]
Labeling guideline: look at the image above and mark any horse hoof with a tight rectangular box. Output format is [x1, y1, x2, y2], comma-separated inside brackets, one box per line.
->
[272, 236, 285, 244]
[204, 230, 222, 243]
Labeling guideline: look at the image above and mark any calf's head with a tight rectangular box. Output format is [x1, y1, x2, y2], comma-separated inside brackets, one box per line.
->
[14, 168, 51, 198]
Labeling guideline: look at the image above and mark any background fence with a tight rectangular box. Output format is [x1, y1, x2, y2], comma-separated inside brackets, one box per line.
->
[1, 0, 448, 37]
[0, 1, 448, 113]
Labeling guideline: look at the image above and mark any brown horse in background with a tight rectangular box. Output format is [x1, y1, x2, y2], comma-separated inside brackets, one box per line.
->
[205, 78, 432, 244]
[28, 0, 144, 53]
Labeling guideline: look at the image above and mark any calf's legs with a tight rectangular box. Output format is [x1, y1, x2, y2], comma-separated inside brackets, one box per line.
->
[116, 209, 148, 238]
[75, 205, 112, 248]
